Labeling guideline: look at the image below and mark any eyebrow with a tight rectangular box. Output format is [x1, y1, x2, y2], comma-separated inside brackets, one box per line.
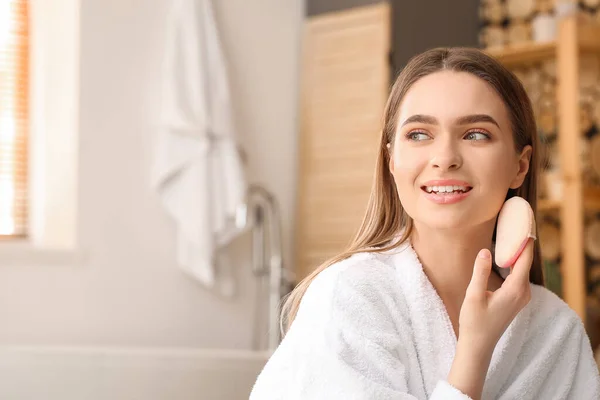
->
[400, 114, 500, 129]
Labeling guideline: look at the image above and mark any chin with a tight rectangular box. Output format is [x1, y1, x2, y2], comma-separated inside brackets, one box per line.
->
[415, 209, 499, 236]
[420, 219, 468, 232]
[411, 208, 482, 232]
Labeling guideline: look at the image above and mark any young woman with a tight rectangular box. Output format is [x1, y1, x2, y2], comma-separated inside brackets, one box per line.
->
[249, 47, 600, 400]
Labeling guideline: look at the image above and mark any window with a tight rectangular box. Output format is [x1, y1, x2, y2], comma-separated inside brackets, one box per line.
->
[0, 0, 28, 238]
[0, 0, 80, 264]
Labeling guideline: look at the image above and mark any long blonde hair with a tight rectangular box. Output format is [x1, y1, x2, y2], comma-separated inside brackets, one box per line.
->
[281, 47, 545, 335]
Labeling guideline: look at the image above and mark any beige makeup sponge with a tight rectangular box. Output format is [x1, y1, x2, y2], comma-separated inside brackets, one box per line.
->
[495, 196, 537, 268]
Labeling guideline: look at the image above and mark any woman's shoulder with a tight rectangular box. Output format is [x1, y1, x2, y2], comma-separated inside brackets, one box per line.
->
[293, 250, 405, 339]
[306, 251, 399, 297]
[502, 283, 600, 397]
[297, 251, 401, 319]
[527, 283, 585, 335]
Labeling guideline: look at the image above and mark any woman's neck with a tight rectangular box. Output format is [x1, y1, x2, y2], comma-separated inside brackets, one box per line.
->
[410, 222, 503, 306]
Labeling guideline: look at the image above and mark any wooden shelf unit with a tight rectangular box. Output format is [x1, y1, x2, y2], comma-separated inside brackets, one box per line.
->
[539, 187, 600, 212]
[486, 42, 556, 68]
[486, 16, 600, 324]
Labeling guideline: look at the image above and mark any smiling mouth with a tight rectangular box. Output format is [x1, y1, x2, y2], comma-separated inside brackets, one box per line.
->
[421, 185, 473, 194]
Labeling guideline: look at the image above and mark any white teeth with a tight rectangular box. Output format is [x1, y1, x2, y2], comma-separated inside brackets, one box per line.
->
[425, 185, 469, 194]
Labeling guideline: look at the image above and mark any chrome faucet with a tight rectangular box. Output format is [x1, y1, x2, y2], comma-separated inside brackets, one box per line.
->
[237, 184, 295, 351]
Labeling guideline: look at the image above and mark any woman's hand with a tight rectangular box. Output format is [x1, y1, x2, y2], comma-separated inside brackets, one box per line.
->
[460, 241, 534, 352]
[446, 241, 534, 400]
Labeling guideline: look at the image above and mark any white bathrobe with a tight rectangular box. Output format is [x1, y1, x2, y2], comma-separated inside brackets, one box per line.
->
[249, 241, 600, 399]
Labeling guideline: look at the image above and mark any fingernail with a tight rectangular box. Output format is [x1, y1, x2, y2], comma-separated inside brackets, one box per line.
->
[478, 249, 491, 259]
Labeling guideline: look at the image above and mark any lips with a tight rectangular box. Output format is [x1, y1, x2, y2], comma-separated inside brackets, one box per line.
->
[420, 179, 473, 194]
[422, 185, 472, 194]
[420, 179, 473, 204]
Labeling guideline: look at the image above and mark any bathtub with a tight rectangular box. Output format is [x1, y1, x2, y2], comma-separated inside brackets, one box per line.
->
[0, 345, 270, 400]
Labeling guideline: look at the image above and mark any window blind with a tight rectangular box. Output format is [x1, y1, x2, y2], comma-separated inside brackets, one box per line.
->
[0, 0, 28, 238]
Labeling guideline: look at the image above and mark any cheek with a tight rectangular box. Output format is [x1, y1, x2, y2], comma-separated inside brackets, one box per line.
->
[476, 149, 518, 186]
[473, 150, 519, 209]
[392, 146, 427, 181]
[391, 147, 428, 211]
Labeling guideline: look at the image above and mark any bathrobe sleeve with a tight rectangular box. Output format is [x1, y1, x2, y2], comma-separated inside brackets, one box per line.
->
[249, 257, 472, 400]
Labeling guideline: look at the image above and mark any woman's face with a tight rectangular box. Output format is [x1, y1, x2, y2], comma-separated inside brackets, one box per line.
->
[389, 70, 532, 232]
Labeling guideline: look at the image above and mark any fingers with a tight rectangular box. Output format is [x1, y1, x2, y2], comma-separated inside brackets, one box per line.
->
[467, 249, 493, 297]
[509, 238, 535, 285]
[493, 239, 534, 311]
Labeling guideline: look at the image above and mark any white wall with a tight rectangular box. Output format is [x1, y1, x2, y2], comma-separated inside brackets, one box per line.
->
[0, 0, 303, 349]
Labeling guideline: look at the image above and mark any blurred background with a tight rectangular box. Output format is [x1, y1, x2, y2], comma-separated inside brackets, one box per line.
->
[0, 0, 599, 399]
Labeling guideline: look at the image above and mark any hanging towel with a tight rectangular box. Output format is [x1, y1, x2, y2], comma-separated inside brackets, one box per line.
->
[250, 241, 600, 399]
[152, 0, 247, 297]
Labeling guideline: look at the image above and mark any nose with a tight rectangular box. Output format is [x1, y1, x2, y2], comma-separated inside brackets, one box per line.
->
[430, 137, 462, 171]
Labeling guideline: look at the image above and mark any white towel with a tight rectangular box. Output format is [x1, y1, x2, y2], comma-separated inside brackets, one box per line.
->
[152, 0, 247, 297]
[250, 241, 600, 399]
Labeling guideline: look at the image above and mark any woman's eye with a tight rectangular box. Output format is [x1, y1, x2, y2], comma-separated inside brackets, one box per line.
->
[464, 131, 490, 141]
[407, 131, 430, 141]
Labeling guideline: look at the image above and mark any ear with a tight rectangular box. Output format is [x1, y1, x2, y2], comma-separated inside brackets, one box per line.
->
[509, 145, 532, 189]
[387, 143, 395, 174]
